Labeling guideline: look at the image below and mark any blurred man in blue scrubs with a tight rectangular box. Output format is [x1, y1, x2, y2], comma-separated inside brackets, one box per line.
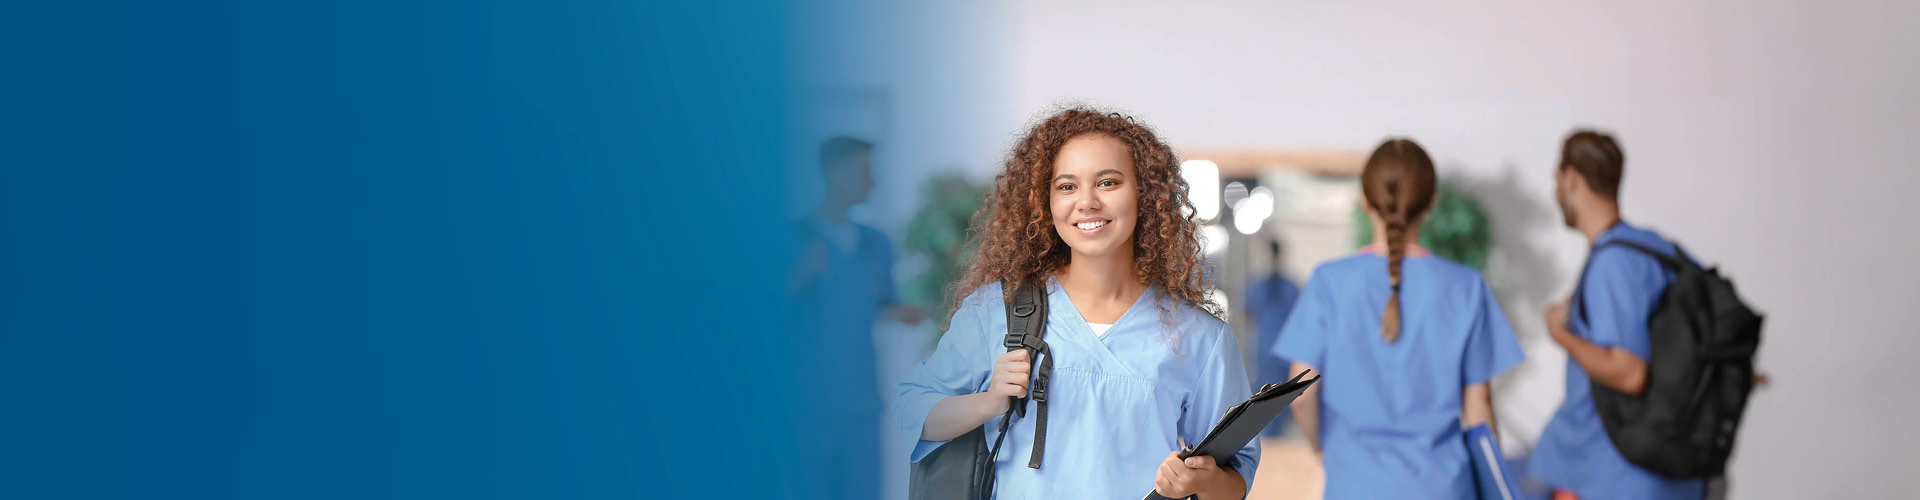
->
[1245, 239, 1301, 437]
[1529, 130, 1704, 500]
[789, 136, 923, 500]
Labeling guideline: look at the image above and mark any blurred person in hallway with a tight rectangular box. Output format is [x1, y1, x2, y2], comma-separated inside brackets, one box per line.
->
[789, 136, 924, 500]
[1527, 130, 1704, 500]
[1246, 239, 1302, 437]
[1273, 138, 1525, 499]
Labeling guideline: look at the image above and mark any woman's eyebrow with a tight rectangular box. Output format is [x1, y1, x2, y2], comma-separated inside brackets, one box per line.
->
[1096, 168, 1124, 177]
[1052, 173, 1076, 182]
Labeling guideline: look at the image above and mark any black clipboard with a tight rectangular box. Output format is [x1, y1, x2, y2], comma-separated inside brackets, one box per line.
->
[1142, 370, 1319, 500]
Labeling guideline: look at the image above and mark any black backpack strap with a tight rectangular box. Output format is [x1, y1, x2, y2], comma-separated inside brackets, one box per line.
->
[1000, 279, 1052, 469]
[1599, 239, 1684, 270]
[1573, 239, 1685, 326]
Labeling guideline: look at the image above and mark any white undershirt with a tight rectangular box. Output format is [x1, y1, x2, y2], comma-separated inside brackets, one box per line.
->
[1088, 322, 1114, 337]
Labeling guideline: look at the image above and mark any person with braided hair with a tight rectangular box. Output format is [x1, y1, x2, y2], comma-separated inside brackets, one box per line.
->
[1273, 138, 1525, 499]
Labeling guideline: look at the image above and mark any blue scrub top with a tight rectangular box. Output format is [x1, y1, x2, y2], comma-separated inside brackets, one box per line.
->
[895, 279, 1260, 499]
[1274, 253, 1523, 500]
[1528, 222, 1705, 499]
[790, 221, 899, 500]
[1247, 273, 1302, 385]
[796, 222, 899, 416]
[1246, 274, 1301, 436]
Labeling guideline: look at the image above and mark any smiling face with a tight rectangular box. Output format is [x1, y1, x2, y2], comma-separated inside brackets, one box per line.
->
[1048, 134, 1139, 260]
[949, 107, 1220, 324]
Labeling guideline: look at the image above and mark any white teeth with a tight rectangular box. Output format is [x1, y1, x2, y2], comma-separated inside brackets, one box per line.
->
[1076, 220, 1108, 230]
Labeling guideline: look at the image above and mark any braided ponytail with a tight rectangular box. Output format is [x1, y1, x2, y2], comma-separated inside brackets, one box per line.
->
[1361, 139, 1437, 342]
[1381, 206, 1408, 341]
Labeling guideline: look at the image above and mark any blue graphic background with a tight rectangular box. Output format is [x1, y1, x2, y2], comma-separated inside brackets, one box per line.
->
[1, 1, 811, 498]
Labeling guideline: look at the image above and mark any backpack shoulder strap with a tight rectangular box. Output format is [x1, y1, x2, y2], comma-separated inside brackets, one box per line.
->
[1595, 239, 1685, 270]
[1003, 280, 1047, 349]
[998, 279, 1052, 469]
[1573, 239, 1685, 325]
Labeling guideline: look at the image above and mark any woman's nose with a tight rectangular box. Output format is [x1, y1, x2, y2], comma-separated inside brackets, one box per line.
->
[1080, 190, 1101, 210]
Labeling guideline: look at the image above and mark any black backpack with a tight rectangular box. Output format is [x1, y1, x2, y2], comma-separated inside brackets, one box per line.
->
[1573, 239, 1763, 478]
[908, 281, 1054, 500]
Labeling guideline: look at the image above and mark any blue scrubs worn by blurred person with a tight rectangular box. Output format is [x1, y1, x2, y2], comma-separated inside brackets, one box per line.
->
[896, 109, 1258, 500]
[1245, 240, 1301, 437]
[1529, 131, 1704, 500]
[790, 136, 924, 500]
[1275, 139, 1524, 500]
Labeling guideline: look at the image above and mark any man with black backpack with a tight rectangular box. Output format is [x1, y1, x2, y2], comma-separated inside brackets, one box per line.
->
[1528, 130, 1762, 500]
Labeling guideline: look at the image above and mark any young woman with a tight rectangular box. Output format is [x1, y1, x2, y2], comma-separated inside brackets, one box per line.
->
[1274, 138, 1524, 499]
[894, 108, 1257, 499]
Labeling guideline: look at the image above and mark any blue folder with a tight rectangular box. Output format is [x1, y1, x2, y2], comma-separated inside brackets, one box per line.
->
[1465, 423, 1523, 500]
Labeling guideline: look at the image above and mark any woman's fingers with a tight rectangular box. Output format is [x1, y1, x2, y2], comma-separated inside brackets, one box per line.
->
[1163, 452, 1189, 480]
[985, 349, 1037, 400]
[989, 370, 1027, 398]
[1155, 452, 1197, 497]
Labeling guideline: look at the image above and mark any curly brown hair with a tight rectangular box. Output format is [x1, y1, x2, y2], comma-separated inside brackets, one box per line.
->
[947, 106, 1219, 328]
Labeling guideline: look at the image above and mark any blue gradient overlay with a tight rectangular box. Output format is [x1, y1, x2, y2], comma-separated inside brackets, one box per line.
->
[1, 1, 816, 498]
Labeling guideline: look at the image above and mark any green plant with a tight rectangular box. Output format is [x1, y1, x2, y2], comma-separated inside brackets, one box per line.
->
[1351, 180, 1492, 270]
[902, 174, 989, 331]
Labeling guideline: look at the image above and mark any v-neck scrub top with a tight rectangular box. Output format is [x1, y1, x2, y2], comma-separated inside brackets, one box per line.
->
[895, 279, 1260, 499]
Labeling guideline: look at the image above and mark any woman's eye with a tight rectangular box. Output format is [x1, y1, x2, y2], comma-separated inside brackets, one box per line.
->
[1057, 183, 1075, 192]
[1098, 179, 1119, 188]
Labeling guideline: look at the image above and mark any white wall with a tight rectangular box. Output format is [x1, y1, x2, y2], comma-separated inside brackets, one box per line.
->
[987, 0, 1920, 497]
[791, 0, 1018, 226]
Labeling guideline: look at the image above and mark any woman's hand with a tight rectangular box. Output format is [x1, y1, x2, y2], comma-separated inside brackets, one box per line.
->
[919, 349, 1032, 441]
[979, 349, 1031, 415]
[1153, 452, 1242, 500]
